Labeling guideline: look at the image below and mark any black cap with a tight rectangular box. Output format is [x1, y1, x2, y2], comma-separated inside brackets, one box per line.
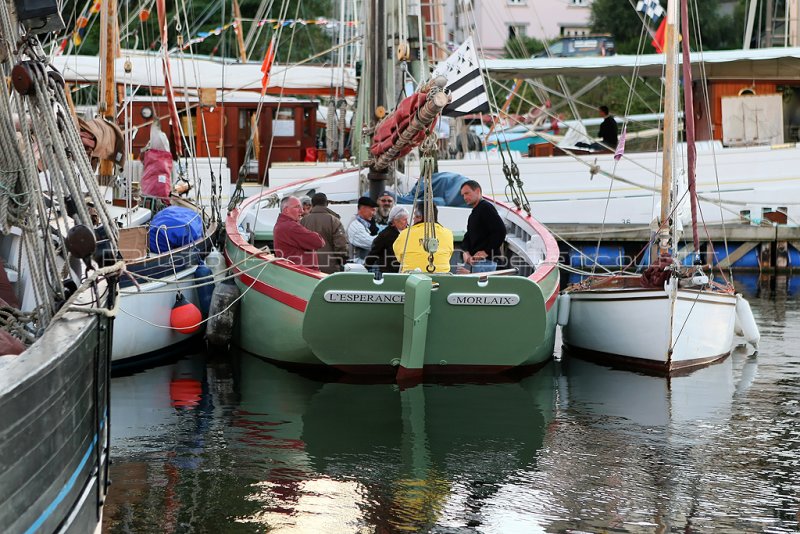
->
[357, 196, 378, 208]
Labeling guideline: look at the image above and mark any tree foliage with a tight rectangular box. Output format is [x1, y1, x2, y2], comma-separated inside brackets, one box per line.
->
[503, 35, 546, 59]
[59, 0, 333, 63]
[590, 0, 743, 54]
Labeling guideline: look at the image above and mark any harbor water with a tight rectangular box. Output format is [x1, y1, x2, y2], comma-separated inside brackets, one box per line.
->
[103, 275, 800, 533]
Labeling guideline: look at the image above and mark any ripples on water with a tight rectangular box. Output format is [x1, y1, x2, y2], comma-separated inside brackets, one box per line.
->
[104, 278, 800, 533]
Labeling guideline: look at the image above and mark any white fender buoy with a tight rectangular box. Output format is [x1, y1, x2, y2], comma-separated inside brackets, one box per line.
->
[557, 293, 571, 327]
[735, 294, 760, 349]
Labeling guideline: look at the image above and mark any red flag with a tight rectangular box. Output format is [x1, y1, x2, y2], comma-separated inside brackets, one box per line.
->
[260, 37, 276, 94]
[651, 19, 666, 53]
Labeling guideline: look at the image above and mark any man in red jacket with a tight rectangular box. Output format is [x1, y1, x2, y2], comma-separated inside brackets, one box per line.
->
[273, 196, 325, 269]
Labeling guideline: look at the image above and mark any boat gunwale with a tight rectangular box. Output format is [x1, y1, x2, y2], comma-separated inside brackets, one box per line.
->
[228, 175, 561, 281]
[568, 286, 737, 306]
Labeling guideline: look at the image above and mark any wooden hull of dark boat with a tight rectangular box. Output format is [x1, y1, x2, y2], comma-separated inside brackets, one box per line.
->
[0, 311, 112, 533]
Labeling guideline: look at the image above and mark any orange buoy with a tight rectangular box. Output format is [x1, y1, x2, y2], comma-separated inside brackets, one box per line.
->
[170, 294, 202, 334]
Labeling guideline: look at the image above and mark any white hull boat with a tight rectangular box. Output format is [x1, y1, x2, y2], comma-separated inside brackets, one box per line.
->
[559, 0, 760, 374]
[562, 283, 738, 372]
[115, 263, 205, 364]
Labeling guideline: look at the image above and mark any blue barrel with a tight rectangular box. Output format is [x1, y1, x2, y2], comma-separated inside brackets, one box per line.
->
[569, 245, 625, 268]
[712, 244, 760, 268]
[788, 244, 800, 269]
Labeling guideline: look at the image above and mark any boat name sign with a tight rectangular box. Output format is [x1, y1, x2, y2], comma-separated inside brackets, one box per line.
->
[323, 290, 520, 306]
[447, 293, 520, 306]
[324, 290, 405, 304]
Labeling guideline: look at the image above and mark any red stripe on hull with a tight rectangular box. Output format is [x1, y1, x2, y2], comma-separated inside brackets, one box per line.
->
[544, 284, 558, 311]
[225, 250, 309, 312]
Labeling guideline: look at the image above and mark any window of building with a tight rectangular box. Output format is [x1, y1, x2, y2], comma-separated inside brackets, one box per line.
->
[508, 24, 527, 39]
[507, 0, 526, 4]
[570, 0, 589, 5]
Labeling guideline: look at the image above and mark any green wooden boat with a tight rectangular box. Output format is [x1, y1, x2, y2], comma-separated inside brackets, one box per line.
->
[225, 172, 560, 381]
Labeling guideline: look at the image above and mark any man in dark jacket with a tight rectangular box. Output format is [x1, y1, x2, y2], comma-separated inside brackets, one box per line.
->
[459, 180, 507, 273]
[597, 105, 618, 148]
[273, 196, 325, 270]
[300, 193, 348, 273]
[576, 105, 618, 151]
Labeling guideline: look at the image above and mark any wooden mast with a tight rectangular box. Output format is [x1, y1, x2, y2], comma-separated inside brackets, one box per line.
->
[658, 0, 679, 255]
[231, 0, 247, 62]
[98, 0, 118, 182]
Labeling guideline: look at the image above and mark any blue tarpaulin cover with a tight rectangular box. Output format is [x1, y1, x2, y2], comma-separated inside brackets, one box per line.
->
[397, 172, 470, 207]
[148, 206, 203, 254]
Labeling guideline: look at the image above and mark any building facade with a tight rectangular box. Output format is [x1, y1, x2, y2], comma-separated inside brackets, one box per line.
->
[446, 0, 594, 58]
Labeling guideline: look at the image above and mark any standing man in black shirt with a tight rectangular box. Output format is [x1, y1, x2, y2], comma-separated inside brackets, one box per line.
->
[459, 180, 507, 273]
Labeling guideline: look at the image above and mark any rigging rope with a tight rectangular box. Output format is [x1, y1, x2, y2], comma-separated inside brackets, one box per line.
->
[419, 134, 439, 273]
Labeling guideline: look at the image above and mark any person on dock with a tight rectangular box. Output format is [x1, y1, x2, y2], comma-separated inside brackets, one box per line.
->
[459, 180, 507, 273]
[374, 190, 396, 228]
[394, 204, 454, 273]
[273, 196, 325, 270]
[347, 196, 380, 262]
[366, 206, 409, 273]
[300, 193, 348, 274]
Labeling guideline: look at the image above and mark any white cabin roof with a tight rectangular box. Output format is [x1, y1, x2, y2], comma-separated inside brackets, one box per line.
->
[52, 50, 357, 94]
[483, 47, 800, 80]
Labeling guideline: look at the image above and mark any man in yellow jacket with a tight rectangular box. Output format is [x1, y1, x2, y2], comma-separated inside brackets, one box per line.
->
[393, 204, 454, 273]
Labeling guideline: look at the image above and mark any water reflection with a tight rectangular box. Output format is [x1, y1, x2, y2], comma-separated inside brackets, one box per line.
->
[560, 347, 756, 431]
[104, 355, 557, 533]
[533, 348, 788, 533]
[103, 277, 800, 533]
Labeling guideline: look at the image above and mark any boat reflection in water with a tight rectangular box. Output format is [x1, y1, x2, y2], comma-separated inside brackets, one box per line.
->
[537, 347, 759, 532]
[104, 352, 558, 532]
[235, 355, 558, 532]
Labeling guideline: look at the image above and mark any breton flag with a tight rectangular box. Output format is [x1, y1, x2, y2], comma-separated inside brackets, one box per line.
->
[432, 37, 490, 117]
[636, 0, 664, 20]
